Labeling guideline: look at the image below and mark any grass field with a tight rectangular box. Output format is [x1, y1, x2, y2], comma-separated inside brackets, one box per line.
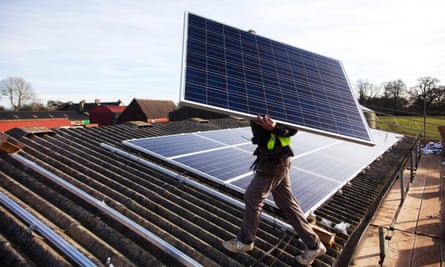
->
[373, 116, 445, 141]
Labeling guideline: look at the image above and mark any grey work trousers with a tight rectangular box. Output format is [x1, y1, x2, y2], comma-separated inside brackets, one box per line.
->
[237, 158, 320, 249]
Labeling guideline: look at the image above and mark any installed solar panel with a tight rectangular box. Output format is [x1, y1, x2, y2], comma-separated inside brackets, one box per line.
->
[180, 12, 374, 145]
[123, 127, 400, 213]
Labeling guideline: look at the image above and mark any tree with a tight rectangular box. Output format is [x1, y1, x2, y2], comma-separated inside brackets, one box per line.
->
[355, 79, 381, 104]
[407, 77, 442, 138]
[408, 77, 441, 114]
[435, 85, 445, 115]
[47, 100, 73, 110]
[0, 77, 36, 111]
[21, 102, 46, 111]
[383, 79, 408, 112]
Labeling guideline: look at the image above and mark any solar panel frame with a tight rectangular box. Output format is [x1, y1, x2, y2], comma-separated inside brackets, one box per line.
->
[179, 11, 375, 145]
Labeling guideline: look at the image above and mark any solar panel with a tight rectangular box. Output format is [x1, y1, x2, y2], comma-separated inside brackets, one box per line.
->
[179, 12, 374, 145]
[123, 127, 400, 213]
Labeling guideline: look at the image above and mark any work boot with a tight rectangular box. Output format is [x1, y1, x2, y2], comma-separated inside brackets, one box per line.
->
[295, 241, 326, 265]
[222, 238, 254, 253]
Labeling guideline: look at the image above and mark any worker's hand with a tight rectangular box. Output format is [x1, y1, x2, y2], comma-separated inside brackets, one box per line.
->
[255, 114, 276, 131]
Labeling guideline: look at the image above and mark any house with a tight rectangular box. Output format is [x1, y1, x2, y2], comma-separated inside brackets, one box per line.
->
[89, 105, 127, 126]
[61, 99, 124, 114]
[169, 105, 229, 121]
[118, 98, 176, 123]
[0, 98, 126, 132]
[0, 111, 89, 132]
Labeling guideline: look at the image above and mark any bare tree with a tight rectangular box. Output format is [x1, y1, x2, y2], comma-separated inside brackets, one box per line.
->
[383, 79, 407, 111]
[409, 77, 441, 114]
[0, 77, 36, 111]
[355, 79, 380, 103]
[436, 85, 445, 114]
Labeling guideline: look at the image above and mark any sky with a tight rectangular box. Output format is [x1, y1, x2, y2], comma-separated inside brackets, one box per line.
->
[0, 0, 444, 108]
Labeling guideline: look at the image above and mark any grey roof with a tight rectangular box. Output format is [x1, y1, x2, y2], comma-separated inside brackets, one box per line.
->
[118, 98, 176, 123]
[0, 118, 416, 266]
[0, 111, 88, 121]
[61, 100, 124, 113]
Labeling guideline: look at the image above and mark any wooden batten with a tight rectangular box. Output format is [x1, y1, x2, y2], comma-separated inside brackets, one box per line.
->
[0, 134, 23, 153]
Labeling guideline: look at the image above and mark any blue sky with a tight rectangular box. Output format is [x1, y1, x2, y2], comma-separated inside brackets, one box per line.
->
[1, 0, 444, 108]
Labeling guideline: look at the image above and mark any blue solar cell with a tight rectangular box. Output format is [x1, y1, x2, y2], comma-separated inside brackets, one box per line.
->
[288, 168, 339, 212]
[198, 127, 251, 145]
[180, 12, 374, 145]
[125, 134, 224, 158]
[231, 174, 255, 190]
[176, 147, 253, 181]
[294, 153, 360, 183]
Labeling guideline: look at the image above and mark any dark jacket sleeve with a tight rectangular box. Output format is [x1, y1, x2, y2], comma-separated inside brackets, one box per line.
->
[272, 123, 298, 137]
[250, 120, 297, 147]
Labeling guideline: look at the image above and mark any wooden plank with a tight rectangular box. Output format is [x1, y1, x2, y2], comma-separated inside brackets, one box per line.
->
[352, 154, 444, 267]
[0, 134, 22, 153]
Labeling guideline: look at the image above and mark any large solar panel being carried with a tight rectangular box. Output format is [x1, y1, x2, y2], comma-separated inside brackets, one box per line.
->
[179, 12, 374, 145]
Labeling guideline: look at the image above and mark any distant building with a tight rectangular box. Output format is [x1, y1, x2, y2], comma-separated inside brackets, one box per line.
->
[0, 111, 89, 132]
[118, 98, 176, 123]
[89, 105, 127, 126]
[62, 99, 124, 114]
[169, 106, 228, 121]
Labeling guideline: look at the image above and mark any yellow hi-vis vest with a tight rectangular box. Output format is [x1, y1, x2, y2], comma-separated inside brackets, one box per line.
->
[267, 134, 291, 150]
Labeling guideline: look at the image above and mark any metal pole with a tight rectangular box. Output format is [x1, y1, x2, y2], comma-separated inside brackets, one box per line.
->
[378, 227, 385, 266]
[400, 168, 405, 202]
[409, 150, 414, 182]
[423, 87, 427, 140]
[0, 191, 96, 267]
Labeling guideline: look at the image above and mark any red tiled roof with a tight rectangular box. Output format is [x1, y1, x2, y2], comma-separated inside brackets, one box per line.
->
[0, 118, 72, 132]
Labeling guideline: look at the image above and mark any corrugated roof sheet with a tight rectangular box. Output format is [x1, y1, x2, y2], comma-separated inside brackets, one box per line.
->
[0, 118, 417, 266]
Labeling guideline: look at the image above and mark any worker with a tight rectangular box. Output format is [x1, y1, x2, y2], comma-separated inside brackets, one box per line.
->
[223, 114, 326, 265]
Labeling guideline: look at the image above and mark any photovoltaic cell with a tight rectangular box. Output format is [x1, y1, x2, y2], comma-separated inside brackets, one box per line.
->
[176, 148, 253, 181]
[180, 12, 374, 145]
[127, 134, 223, 157]
[123, 127, 401, 213]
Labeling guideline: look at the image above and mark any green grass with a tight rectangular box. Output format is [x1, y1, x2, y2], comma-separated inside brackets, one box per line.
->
[374, 116, 445, 141]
